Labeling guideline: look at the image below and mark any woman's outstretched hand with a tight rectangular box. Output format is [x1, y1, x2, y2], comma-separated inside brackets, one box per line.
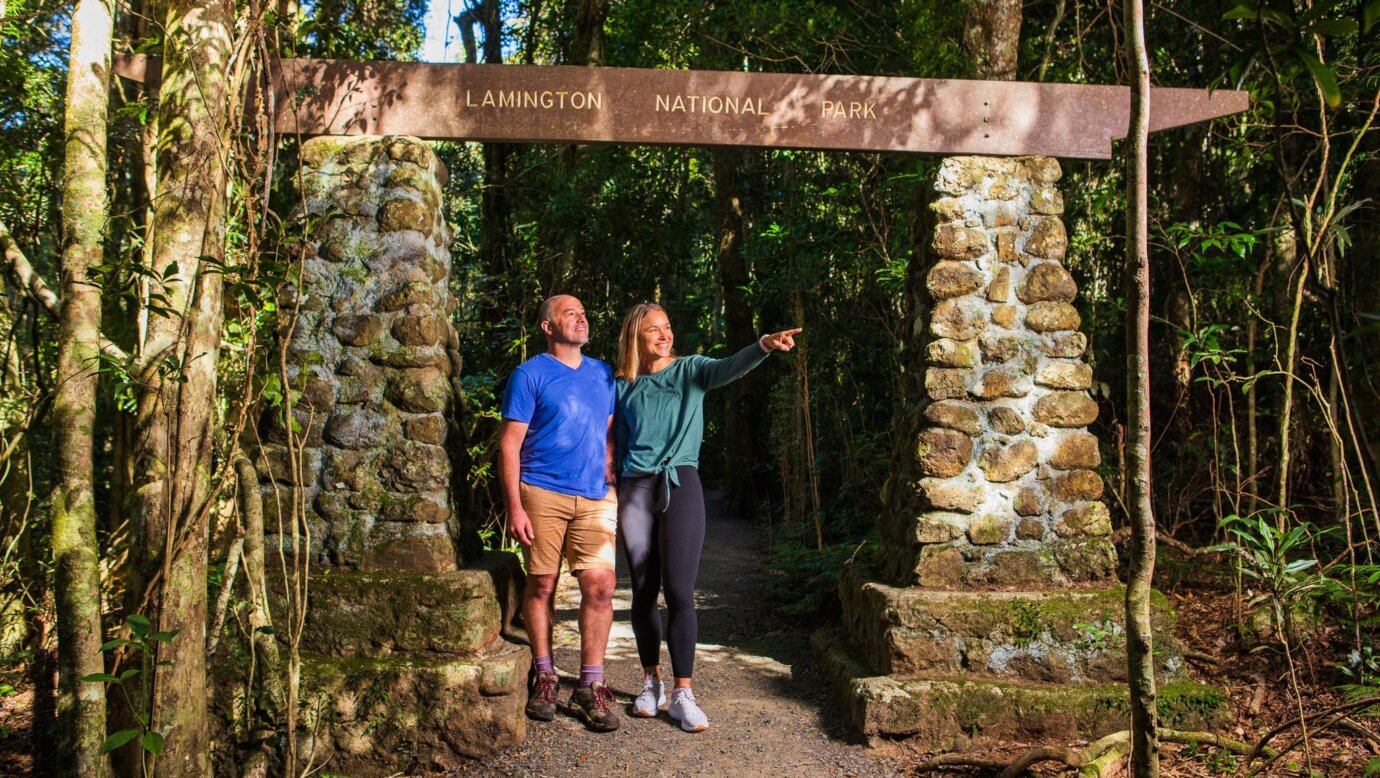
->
[760, 327, 803, 352]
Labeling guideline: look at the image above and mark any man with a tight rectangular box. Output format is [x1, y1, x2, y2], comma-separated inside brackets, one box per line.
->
[499, 294, 620, 732]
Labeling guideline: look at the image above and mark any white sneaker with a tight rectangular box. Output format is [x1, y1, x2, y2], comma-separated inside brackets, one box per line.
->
[668, 686, 709, 732]
[633, 675, 665, 717]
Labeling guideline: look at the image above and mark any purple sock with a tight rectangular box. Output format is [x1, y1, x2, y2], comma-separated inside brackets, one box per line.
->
[579, 664, 603, 688]
[534, 655, 554, 674]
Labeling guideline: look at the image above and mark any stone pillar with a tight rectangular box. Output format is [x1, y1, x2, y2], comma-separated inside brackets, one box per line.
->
[253, 136, 528, 770]
[880, 155, 1118, 588]
[262, 135, 459, 572]
[817, 157, 1227, 749]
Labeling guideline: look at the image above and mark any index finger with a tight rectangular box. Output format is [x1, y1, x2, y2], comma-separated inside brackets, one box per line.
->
[780, 327, 803, 335]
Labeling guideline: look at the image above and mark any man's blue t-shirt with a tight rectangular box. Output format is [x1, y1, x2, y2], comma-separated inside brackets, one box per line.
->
[501, 353, 615, 499]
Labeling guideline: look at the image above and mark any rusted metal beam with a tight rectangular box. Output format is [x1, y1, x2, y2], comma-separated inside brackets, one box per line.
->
[114, 55, 1247, 159]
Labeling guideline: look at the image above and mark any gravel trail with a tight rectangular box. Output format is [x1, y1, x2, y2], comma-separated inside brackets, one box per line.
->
[454, 491, 900, 777]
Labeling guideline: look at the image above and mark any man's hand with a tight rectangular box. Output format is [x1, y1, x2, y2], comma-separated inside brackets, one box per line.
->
[605, 462, 618, 486]
[507, 506, 535, 547]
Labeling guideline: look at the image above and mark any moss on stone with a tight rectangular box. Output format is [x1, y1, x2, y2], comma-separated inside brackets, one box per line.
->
[1158, 679, 1231, 729]
[269, 565, 506, 657]
[300, 137, 351, 168]
[1049, 536, 1118, 581]
[339, 262, 369, 284]
[816, 625, 1228, 744]
[296, 636, 529, 773]
[362, 529, 456, 572]
[384, 162, 434, 194]
[838, 566, 1187, 684]
[340, 510, 370, 564]
[1008, 600, 1042, 647]
[369, 344, 448, 370]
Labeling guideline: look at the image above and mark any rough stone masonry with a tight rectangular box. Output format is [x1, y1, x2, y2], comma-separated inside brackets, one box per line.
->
[259, 135, 461, 572]
[817, 156, 1227, 748]
[880, 155, 1118, 589]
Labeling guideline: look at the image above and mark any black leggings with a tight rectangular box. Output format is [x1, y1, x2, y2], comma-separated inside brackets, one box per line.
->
[617, 465, 705, 679]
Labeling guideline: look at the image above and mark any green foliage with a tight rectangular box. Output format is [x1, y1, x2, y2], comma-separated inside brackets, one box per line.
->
[1219, 514, 1328, 595]
[1216, 513, 1337, 645]
[767, 533, 871, 618]
[84, 614, 180, 762]
[297, 0, 429, 60]
[1222, 0, 1363, 108]
[0, 678, 12, 739]
[0, 0, 65, 245]
[1179, 739, 1241, 774]
[1074, 616, 1120, 652]
[1337, 644, 1380, 702]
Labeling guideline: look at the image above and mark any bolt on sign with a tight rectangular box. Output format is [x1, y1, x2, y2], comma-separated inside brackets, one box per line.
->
[114, 56, 1247, 159]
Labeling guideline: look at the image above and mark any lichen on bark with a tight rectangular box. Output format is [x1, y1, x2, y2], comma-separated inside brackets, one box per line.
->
[52, 0, 116, 772]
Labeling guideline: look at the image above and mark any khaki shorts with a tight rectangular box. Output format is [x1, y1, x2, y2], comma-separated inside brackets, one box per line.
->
[519, 482, 618, 576]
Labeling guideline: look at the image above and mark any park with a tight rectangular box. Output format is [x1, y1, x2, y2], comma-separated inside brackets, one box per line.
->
[1, 1, 1377, 776]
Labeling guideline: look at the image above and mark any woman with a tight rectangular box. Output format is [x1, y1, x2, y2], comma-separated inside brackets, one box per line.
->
[614, 302, 800, 732]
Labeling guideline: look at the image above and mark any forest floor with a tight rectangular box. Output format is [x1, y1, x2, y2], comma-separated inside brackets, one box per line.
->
[453, 491, 1378, 778]
[0, 494, 1374, 776]
[0, 681, 34, 775]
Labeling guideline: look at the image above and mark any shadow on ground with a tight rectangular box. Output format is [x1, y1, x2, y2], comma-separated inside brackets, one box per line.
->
[452, 489, 901, 777]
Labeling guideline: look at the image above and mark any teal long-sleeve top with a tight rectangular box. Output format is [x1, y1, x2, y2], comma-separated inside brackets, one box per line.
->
[615, 341, 771, 481]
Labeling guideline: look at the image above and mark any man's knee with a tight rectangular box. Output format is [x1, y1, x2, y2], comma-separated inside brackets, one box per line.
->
[576, 568, 616, 607]
[525, 573, 558, 602]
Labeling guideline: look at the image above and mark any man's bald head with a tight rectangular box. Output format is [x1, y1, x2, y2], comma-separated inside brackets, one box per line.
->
[537, 295, 589, 348]
[537, 294, 575, 326]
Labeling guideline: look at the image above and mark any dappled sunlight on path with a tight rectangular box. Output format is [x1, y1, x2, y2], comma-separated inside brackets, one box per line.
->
[453, 491, 902, 777]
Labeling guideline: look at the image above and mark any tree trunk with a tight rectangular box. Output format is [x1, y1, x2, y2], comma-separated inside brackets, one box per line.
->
[1276, 252, 1308, 523]
[129, 0, 160, 356]
[478, 0, 511, 320]
[963, 0, 1022, 79]
[479, 144, 510, 320]
[126, 0, 235, 772]
[712, 147, 766, 518]
[52, 0, 115, 772]
[1244, 255, 1267, 518]
[1124, 0, 1159, 775]
[233, 453, 283, 715]
[570, 0, 609, 67]
[549, 0, 610, 291]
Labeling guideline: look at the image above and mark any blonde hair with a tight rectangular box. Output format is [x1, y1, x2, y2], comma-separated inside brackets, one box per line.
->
[616, 303, 669, 381]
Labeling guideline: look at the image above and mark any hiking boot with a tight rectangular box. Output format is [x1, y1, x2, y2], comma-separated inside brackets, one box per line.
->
[633, 675, 665, 717]
[525, 670, 559, 721]
[668, 686, 708, 732]
[568, 680, 621, 732]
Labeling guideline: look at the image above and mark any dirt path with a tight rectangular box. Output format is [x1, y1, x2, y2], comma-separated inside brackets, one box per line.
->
[455, 491, 902, 777]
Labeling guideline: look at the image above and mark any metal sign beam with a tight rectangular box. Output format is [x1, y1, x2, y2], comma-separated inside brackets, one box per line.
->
[114, 55, 1247, 160]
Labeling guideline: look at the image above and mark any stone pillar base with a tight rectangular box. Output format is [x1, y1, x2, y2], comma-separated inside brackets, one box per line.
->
[816, 563, 1230, 748]
[282, 552, 530, 771]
